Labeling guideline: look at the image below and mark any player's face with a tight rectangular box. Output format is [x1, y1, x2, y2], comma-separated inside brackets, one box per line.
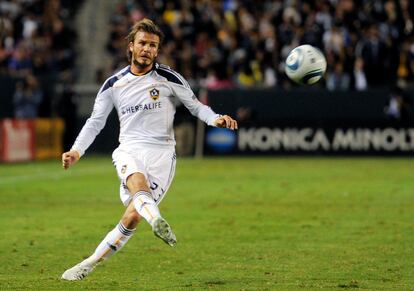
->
[129, 31, 160, 69]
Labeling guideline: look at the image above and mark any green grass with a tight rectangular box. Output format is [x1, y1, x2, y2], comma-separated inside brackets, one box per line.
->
[0, 157, 413, 290]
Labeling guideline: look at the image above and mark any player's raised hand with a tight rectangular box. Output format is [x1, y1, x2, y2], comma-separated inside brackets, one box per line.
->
[62, 150, 80, 170]
[214, 115, 238, 130]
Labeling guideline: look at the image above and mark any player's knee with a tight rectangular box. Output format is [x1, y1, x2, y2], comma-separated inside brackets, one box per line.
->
[122, 210, 141, 228]
[126, 173, 149, 193]
[127, 210, 141, 223]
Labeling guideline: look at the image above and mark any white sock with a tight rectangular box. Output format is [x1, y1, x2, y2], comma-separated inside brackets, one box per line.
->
[133, 191, 161, 227]
[81, 222, 135, 267]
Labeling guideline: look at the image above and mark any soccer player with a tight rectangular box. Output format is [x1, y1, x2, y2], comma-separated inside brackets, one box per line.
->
[60, 18, 238, 281]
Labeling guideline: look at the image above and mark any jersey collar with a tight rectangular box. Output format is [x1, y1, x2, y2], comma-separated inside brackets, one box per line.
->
[129, 63, 157, 76]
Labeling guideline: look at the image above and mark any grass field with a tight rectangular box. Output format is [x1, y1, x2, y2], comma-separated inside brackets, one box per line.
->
[0, 156, 413, 290]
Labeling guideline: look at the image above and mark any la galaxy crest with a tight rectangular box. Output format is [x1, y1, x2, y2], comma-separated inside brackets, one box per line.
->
[149, 88, 160, 101]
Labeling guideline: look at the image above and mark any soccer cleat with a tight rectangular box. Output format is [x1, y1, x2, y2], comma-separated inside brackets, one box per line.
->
[152, 217, 177, 246]
[61, 263, 94, 281]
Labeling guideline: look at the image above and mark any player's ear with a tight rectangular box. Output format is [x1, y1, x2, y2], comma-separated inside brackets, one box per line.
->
[128, 42, 134, 52]
[155, 43, 161, 57]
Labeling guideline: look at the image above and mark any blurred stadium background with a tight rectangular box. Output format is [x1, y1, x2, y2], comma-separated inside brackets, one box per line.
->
[1, 0, 414, 159]
[1, 1, 414, 290]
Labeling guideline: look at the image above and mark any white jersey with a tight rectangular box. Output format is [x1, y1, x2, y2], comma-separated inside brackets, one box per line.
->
[71, 63, 220, 156]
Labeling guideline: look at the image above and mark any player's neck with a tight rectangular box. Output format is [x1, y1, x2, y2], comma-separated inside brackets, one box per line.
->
[130, 63, 153, 76]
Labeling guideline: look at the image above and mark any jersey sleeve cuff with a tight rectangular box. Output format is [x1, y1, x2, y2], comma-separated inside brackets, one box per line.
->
[70, 148, 83, 158]
[209, 114, 222, 127]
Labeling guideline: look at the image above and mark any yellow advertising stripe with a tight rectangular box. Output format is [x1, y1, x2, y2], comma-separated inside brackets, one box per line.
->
[97, 235, 123, 262]
[140, 197, 154, 219]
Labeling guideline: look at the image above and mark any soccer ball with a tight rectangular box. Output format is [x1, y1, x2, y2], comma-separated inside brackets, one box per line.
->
[285, 44, 327, 85]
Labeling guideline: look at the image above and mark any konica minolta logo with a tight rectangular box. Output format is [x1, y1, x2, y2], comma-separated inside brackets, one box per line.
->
[121, 102, 161, 115]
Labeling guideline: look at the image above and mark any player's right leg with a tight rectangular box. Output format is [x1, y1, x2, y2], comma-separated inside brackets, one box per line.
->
[127, 172, 177, 246]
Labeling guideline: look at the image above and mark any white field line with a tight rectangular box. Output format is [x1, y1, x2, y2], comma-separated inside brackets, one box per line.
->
[0, 167, 113, 185]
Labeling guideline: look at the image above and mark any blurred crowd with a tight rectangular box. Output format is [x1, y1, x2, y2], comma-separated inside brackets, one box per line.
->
[2, 0, 414, 113]
[105, 0, 414, 91]
[0, 0, 81, 118]
[0, 0, 80, 77]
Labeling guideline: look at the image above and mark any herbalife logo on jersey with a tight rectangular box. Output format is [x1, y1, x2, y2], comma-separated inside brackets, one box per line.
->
[121, 102, 162, 115]
[149, 88, 159, 100]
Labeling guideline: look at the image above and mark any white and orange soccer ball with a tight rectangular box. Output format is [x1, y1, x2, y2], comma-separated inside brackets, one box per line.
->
[285, 44, 327, 85]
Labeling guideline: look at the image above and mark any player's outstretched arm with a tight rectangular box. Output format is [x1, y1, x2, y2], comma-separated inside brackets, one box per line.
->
[62, 150, 80, 170]
[214, 115, 238, 130]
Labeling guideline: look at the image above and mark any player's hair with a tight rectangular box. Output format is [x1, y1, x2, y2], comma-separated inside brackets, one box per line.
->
[126, 18, 164, 62]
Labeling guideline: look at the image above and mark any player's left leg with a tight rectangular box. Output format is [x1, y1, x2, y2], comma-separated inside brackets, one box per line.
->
[61, 203, 140, 281]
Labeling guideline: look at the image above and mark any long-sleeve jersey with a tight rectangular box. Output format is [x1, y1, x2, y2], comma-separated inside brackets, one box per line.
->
[71, 63, 220, 156]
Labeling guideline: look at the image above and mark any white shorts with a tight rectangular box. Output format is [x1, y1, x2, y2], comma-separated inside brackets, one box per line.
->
[112, 146, 176, 206]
